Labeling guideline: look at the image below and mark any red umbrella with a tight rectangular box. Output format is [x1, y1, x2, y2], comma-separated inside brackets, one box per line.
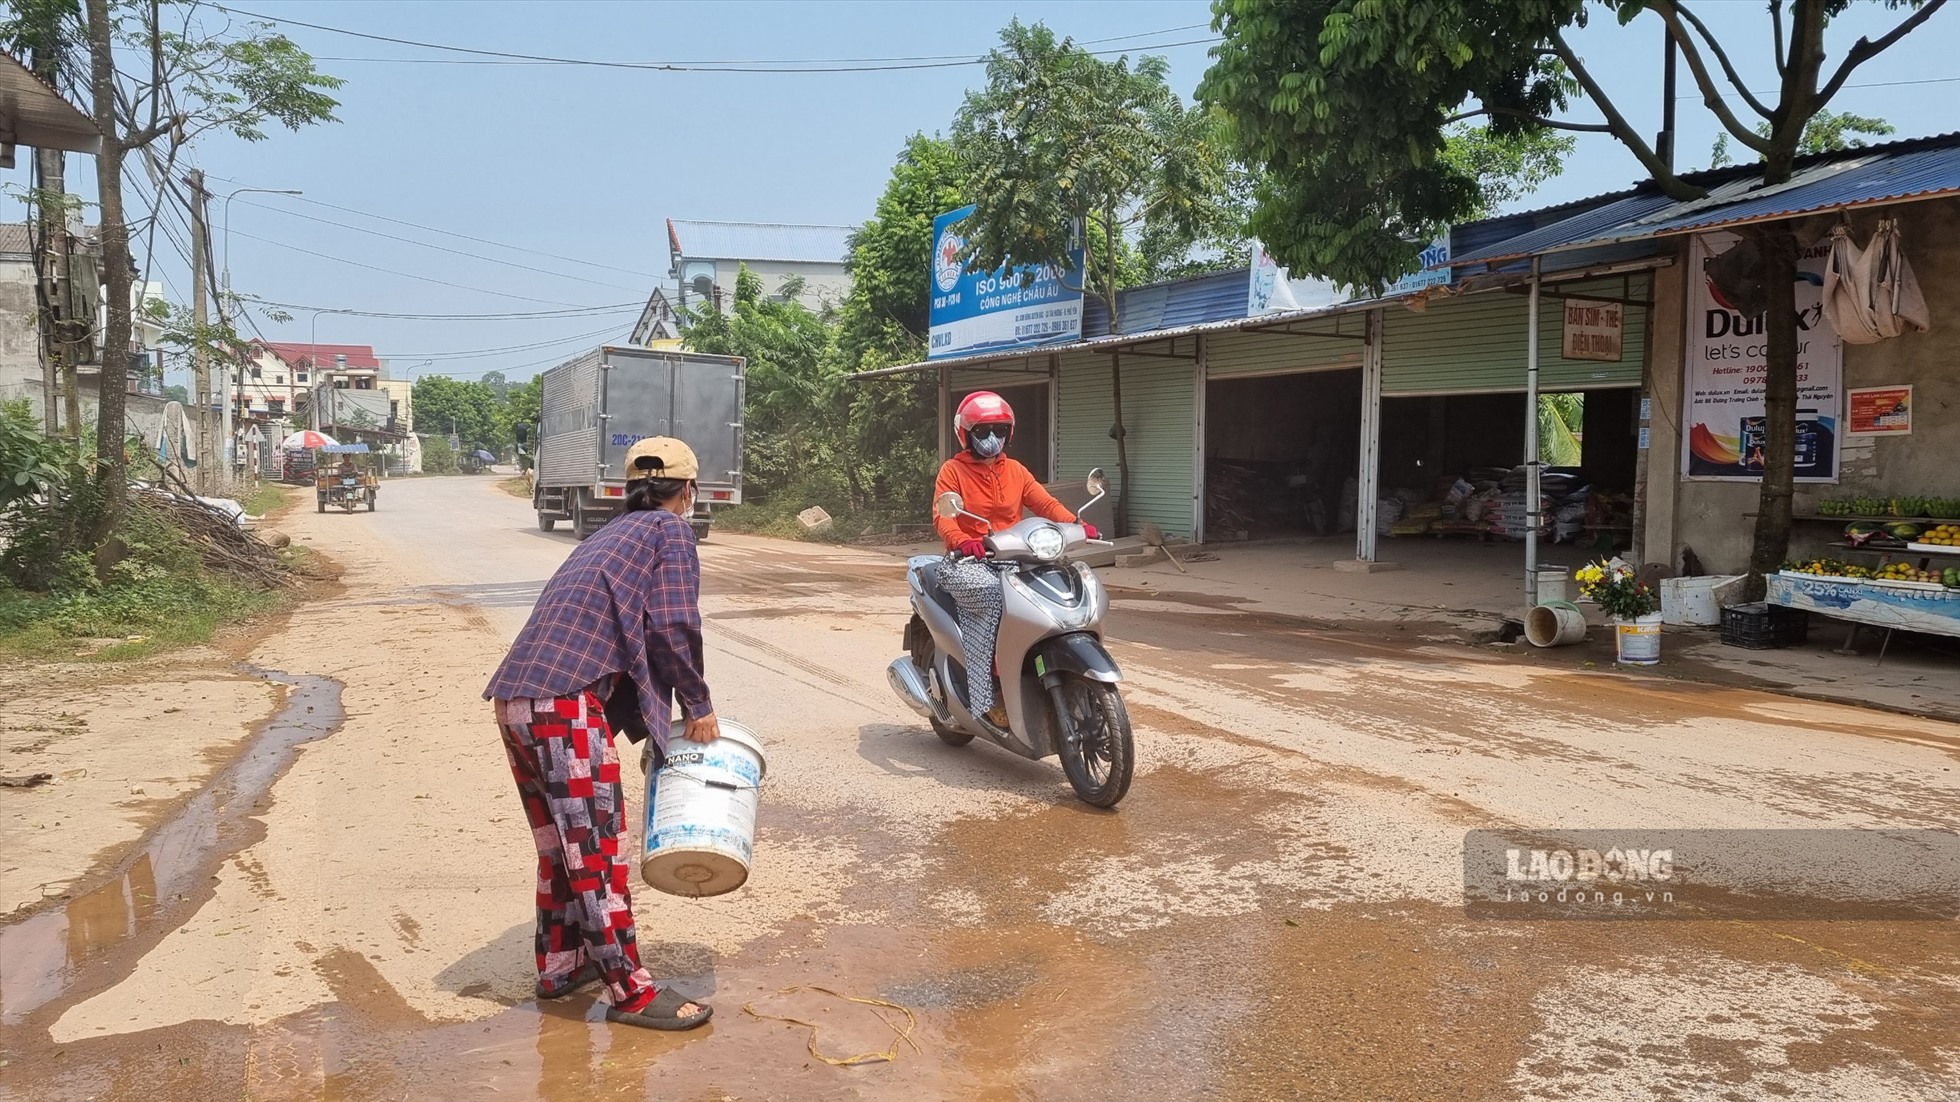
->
[280, 430, 340, 450]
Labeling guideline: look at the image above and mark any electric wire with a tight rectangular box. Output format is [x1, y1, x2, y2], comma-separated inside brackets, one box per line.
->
[210, 7, 1215, 71]
[228, 196, 647, 292]
[202, 175, 666, 280]
[223, 227, 605, 308]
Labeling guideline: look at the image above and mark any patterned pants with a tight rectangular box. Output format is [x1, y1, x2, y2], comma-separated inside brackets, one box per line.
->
[497, 691, 656, 1007]
[937, 559, 1004, 713]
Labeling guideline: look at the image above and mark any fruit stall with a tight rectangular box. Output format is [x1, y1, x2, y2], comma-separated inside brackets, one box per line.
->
[1772, 498, 1960, 642]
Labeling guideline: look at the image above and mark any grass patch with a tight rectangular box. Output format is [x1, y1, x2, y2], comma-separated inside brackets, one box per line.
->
[0, 575, 285, 662]
[245, 481, 296, 518]
[0, 492, 297, 664]
[499, 474, 534, 500]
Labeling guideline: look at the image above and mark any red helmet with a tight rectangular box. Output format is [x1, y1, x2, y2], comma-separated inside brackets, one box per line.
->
[955, 391, 1016, 454]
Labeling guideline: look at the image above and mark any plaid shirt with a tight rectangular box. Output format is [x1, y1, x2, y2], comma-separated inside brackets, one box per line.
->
[485, 508, 711, 752]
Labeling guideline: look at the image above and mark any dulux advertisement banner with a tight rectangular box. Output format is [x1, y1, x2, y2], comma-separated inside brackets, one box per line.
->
[1681, 231, 1842, 482]
[928, 205, 1085, 360]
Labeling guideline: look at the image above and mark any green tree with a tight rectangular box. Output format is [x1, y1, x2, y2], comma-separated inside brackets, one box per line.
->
[8, 0, 340, 549]
[950, 20, 1241, 532]
[1201, 0, 1946, 585]
[837, 135, 971, 512]
[163, 383, 190, 404]
[1710, 108, 1895, 167]
[420, 433, 458, 475]
[1538, 393, 1585, 468]
[685, 266, 843, 505]
[411, 376, 504, 452]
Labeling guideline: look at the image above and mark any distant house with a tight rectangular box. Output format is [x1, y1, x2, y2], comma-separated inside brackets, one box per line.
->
[245, 341, 386, 419]
[629, 284, 685, 349]
[666, 218, 854, 320]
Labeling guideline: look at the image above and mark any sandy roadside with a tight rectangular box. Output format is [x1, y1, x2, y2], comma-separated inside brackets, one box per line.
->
[0, 654, 284, 917]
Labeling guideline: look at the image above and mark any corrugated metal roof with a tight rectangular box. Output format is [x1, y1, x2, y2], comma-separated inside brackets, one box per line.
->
[1454, 133, 1960, 266]
[666, 219, 854, 265]
[1081, 266, 1249, 337]
[0, 54, 100, 153]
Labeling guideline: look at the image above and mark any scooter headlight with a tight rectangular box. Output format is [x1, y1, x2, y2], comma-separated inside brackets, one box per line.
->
[1026, 524, 1066, 561]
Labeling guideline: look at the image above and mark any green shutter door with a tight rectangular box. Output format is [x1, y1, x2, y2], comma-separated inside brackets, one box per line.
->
[1057, 349, 1196, 539]
[1206, 328, 1364, 378]
[1381, 274, 1649, 394]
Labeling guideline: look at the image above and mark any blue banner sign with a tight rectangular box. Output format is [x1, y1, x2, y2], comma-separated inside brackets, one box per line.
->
[928, 205, 1085, 360]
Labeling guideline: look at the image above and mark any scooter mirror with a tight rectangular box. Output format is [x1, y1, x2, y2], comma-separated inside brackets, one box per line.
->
[1086, 468, 1108, 496]
[935, 491, 965, 519]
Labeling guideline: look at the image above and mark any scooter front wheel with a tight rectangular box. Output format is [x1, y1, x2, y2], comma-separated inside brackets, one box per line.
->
[1051, 675, 1134, 808]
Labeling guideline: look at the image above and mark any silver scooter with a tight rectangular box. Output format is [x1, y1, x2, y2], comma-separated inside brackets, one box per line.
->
[886, 469, 1134, 808]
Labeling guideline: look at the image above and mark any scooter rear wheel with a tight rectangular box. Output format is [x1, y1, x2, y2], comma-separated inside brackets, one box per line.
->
[1051, 675, 1133, 808]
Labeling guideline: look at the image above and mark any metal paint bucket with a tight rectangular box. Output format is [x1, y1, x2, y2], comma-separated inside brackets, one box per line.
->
[641, 720, 766, 898]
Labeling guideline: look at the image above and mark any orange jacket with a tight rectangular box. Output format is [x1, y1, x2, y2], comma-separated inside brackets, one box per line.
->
[933, 453, 1076, 548]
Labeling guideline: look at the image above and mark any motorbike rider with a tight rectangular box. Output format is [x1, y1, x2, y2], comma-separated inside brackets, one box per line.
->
[932, 391, 1099, 725]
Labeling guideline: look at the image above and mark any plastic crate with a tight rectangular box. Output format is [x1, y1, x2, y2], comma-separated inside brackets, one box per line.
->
[1720, 602, 1810, 650]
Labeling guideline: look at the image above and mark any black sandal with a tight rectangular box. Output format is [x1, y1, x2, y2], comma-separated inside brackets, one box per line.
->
[606, 986, 713, 1031]
[535, 962, 601, 1000]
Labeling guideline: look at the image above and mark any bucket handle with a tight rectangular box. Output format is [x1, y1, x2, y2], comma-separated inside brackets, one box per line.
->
[1537, 600, 1583, 613]
[660, 767, 763, 792]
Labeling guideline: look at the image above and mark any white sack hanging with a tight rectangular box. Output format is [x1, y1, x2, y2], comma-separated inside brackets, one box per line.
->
[1821, 224, 1884, 344]
[1868, 217, 1931, 339]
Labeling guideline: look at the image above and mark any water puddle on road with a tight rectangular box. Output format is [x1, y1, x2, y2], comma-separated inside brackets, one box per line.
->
[0, 668, 345, 1029]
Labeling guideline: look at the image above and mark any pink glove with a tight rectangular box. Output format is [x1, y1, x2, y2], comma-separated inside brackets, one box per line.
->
[957, 539, 987, 559]
[1082, 524, 1101, 541]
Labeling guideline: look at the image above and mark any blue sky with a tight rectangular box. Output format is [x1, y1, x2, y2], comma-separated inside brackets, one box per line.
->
[29, 1, 1960, 387]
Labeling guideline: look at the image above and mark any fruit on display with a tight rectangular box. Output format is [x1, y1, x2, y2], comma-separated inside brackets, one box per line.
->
[1874, 561, 1942, 585]
[1817, 494, 1960, 519]
[1887, 522, 1924, 541]
[1945, 567, 1960, 588]
[1921, 524, 1960, 547]
[1783, 558, 1872, 579]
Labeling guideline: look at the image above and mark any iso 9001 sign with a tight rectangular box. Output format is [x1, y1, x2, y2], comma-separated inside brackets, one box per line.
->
[928, 205, 1085, 361]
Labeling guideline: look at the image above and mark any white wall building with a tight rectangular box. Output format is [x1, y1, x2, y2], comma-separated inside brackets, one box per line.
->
[666, 218, 854, 319]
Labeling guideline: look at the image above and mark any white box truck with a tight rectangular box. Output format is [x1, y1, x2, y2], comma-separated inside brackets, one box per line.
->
[521, 346, 745, 540]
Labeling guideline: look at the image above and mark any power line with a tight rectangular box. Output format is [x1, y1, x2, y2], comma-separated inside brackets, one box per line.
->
[238, 297, 642, 321]
[224, 227, 607, 307]
[230, 196, 646, 292]
[373, 321, 635, 362]
[203, 173, 665, 280]
[210, 5, 1215, 72]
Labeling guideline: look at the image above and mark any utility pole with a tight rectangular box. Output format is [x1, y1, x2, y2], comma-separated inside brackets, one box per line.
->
[187, 169, 216, 494]
[29, 45, 79, 442]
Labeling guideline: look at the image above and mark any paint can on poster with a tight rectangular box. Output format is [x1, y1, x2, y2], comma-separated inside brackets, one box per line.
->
[641, 720, 766, 898]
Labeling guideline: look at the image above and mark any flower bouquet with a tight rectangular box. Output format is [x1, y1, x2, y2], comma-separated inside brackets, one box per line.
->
[1574, 558, 1659, 622]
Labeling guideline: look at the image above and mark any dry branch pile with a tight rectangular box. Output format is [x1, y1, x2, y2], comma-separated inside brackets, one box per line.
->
[139, 472, 294, 589]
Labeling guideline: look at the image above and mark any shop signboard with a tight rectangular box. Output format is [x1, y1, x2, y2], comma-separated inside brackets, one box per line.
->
[1248, 231, 1453, 316]
[1681, 231, 1843, 482]
[1847, 385, 1912, 435]
[1561, 298, 1623, 362]
[928, 205, 1084, 360]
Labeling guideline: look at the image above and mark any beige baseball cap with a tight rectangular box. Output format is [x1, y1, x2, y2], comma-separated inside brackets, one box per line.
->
[624, 436, 700, 480]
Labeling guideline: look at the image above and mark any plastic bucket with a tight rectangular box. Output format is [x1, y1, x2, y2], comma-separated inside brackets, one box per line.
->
[1614, 614, 1663, 665]
[1524, 602, 1587, 648]
[1535, 567, 1572, 605]
[1660, 575, 1739, 626]
[641, 720, 767, 898]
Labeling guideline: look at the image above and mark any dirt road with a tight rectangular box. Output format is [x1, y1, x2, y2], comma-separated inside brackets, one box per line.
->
[3, 476, 1956, 1101]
